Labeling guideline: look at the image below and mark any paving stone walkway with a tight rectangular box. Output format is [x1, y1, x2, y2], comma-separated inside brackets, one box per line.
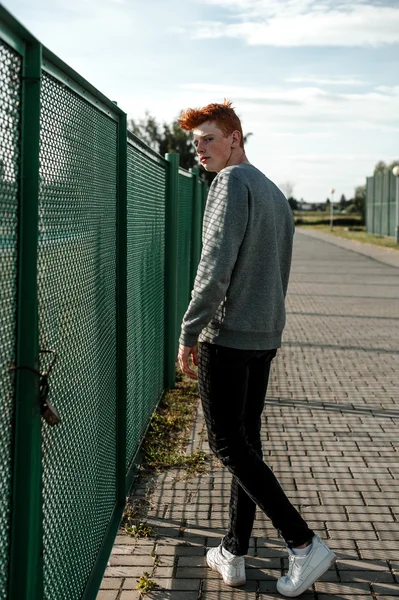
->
[296, 227, 399, 269]
[98, 230, 399, 599]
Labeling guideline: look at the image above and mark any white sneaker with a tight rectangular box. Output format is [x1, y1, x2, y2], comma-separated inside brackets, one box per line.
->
[277, 535, 336, 597]
[206, 544, 246, 587]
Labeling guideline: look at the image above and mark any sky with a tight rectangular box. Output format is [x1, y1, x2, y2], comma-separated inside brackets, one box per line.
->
[5, 0, 399, 203]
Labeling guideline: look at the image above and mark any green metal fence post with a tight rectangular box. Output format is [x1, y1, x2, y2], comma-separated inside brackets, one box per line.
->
[116, 112, 127, 505]
[371, 175, 376, 234]
[164, 153, 179, 389]
[9, 40, 43, 600]
[190, 167, 202, 289]
[388, 173, 392, 238]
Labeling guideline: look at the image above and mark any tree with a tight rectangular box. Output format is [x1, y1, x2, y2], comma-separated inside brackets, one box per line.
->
[128, 113, 198, 169]
[352, 184, 366, 219]
[339, 194, 347, 210]
[128, 112, 162, 151]
[279, 181, 295, 200]
[159, 121, 198, 171]
[287, 197, 298, 211]
[374, 160, 387, 174]
[373, 159, 399, 174]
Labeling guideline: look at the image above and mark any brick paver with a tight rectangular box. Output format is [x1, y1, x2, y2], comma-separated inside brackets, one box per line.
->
[98, 231, 399, 598]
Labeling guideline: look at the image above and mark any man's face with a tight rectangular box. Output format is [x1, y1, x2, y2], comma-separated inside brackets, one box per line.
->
[192, 121, 234, 173]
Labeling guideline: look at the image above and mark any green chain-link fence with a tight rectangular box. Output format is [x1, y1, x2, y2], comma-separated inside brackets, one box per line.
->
[0, 7, 207, 600]
[0, 35, 21, 600]
[126, 135, 166, 472]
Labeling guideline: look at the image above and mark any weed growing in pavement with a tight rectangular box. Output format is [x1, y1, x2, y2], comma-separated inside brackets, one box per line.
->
[136, 572, 158, 593]
[152, 553, 161, 567]
[184, 450, 207, 476]
[121, 492, 156, 535]
[124, 522, 155, 539]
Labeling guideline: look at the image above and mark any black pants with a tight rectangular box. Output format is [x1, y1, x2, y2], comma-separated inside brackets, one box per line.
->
[198, 342, 314, 555]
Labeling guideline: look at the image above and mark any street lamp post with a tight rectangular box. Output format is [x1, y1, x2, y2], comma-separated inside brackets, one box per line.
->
[330, 188, 335, 231]
[393, 166, 399, 244]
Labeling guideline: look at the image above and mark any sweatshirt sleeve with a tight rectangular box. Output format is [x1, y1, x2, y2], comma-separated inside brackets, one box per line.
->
[179, 170, 249, 347]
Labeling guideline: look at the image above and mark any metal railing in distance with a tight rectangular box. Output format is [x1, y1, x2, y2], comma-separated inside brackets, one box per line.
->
[0, 6, 207, 600]
[366, 172, 397, 238]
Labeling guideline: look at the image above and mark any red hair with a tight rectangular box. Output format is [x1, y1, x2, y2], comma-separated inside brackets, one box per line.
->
[178, 99, 244, 148]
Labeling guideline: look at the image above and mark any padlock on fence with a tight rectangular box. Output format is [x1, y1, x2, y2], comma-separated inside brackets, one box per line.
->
[9, 349, 61, 427]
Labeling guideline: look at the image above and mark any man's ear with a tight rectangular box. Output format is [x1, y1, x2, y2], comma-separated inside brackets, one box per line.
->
[231, 130, 241, 148]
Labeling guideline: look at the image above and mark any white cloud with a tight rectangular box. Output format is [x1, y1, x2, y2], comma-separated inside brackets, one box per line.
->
[375, 85, 399, 94]
[201, 0, 326, 19]
[283, 153, 382, 162]
[191, 2, 399, 46]
[201, 0, 391, 17]
[178, 82, 399, 128]
[286, 77, 368, 86]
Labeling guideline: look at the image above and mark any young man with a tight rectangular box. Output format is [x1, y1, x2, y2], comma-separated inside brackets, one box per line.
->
[177, 100, 335, 597]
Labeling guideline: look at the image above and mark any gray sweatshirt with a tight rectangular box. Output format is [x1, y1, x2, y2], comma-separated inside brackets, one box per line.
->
[179, 163, 295, 350]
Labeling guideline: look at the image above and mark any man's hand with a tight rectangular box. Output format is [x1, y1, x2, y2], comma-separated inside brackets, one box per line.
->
[178, 344, 198, 380]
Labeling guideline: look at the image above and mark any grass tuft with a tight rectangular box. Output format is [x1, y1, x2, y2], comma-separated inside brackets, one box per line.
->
[142, 378, 205, 473]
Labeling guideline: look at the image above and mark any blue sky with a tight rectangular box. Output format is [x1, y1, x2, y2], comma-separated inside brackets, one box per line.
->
[5, 0, 399, 203]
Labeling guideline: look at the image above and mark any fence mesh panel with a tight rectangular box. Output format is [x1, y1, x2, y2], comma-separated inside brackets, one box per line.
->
[366, 177, 373, 234]
[389, 173, 396, 237]
[177, 172, 193, 337]
[367, 173, 397, 237]
[0, 40, 21, 600]
[381, 173, 389, 237]
[374, 173, 383, 236]
[38, 71, 118, 600]
[126, 139, 166, 469]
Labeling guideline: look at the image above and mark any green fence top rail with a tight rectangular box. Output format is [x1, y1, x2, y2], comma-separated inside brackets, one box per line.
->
[0, 5, 125, 120]
[178, 168, 193, 178]
[127, 130, 167, 166]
